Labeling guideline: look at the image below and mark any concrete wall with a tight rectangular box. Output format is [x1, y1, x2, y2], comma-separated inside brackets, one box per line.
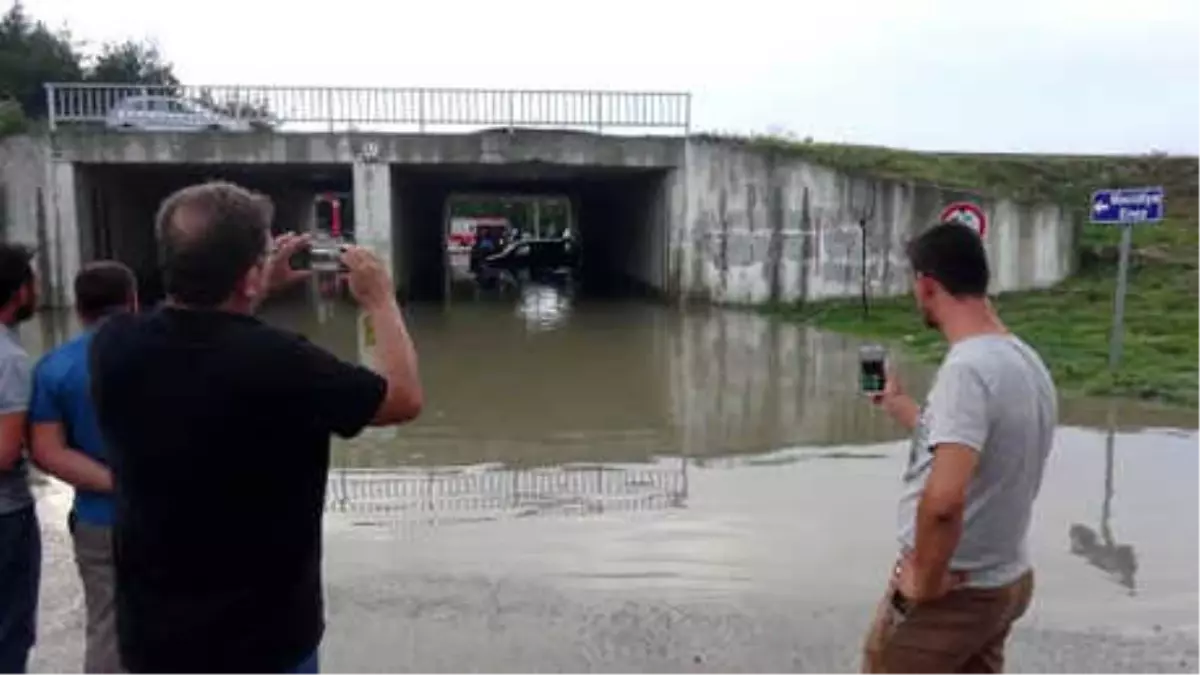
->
[673, 140, 1076, 304]
[0, 136, 46, 246]
[0, 136, 80, 305]
[4, 132, 1078, 308]
[49, 129, 684, 169]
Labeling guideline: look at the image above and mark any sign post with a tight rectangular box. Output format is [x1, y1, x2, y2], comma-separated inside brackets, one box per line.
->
[1089, 186, 1165, 372]
[939, 201, 989, 238]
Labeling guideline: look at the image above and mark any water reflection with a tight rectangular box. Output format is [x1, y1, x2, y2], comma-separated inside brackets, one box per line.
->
[514, 282, 573, 333]
[21, 287, 1198, 471]
[324, 460, 687, 528]
[1068, 402, 1138, 594]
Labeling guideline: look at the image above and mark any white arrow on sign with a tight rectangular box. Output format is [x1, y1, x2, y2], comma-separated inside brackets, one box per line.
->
[1093, 201, 1110, 214]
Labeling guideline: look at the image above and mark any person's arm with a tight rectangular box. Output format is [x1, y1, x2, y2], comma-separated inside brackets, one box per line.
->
[340, 246, 423, 426]
[903, 362, 989, 602]
[0, 413, 24, 471]
[27, 361, 113, 491]
[882, 394, 921, 431]
[363, 297, 422, 426]
[872, 362, 921, 431]
[0, 354, 31, 471]
[31, 422, 113, 492]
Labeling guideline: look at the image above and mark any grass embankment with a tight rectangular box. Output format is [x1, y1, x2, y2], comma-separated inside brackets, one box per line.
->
[753, 139, 1199, 408]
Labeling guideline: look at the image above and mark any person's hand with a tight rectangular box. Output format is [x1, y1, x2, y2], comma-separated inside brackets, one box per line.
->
[264, 232, 313, 295]
[870, 362, 921, 431]
[870, 361, 903, 406]
[893, 552, 966, 604]
[341, 246, 395, 310]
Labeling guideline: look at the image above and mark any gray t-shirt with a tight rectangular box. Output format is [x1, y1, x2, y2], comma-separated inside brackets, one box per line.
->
[0, 325, 33, 514]
[897, 333, 1058, 588]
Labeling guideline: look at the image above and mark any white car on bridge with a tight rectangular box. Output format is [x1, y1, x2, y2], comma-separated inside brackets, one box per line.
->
[105, 95, 253, 132]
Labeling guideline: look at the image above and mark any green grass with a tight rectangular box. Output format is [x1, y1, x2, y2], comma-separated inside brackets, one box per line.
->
[744, 136, 1199, 408]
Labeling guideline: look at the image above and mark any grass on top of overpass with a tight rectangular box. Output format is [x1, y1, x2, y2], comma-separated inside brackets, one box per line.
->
[742, 135, 1199, 408]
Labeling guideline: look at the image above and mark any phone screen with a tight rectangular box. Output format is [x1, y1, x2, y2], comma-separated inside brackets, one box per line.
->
[859, 345, 887, 394]
[860, 359, 886, 393]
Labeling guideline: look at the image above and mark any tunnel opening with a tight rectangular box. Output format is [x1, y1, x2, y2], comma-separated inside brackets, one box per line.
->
[393, 164, 670, 304]
[76, 163, 353, 304]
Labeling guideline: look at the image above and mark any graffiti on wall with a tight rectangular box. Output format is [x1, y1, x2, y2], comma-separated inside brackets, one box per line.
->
[696, 211, 909, 287]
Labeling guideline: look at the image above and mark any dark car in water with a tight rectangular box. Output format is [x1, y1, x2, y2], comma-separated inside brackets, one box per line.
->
[482, 237, 579, 278]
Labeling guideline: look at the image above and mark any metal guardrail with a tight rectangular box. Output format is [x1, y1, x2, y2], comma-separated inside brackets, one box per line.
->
[44, 83, 692, 133]
[325, 464, 688, 519]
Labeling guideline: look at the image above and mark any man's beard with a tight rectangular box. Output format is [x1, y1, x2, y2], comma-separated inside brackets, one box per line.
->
[13, 297, 35, 324]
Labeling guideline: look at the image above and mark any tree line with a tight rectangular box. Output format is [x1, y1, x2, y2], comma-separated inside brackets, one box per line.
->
[0, 2, 273, 135]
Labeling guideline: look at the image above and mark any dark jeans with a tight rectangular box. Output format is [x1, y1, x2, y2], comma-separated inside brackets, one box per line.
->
[286, 650, 318, 674]
[0, 506, 41, 674]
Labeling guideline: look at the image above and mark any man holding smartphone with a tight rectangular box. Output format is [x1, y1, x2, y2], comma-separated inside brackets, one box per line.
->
[89, 181, 423, 673]
[862, 223, 1057, 673]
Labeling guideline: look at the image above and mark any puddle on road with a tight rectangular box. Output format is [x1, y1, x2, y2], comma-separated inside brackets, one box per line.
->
[22, 286, 1199, 652]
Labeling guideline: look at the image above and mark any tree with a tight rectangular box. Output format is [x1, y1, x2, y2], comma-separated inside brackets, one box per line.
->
[86, 40, 177, 87]
[0, 2, 82, 119]
[0, 2, 180, 126]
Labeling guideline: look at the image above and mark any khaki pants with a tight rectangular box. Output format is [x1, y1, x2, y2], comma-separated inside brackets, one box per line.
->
[862, 570, 1034, 673]
[70, 520, 124, 673]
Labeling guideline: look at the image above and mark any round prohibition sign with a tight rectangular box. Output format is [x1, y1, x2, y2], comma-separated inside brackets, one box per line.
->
[939, 201, 988, 237]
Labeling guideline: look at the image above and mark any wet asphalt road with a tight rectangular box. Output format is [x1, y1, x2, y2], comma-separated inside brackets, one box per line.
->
[29, 426, 1199, 673]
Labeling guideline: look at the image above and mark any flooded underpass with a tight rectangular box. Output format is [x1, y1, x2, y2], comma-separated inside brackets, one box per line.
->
[20, 287, 1199, 672]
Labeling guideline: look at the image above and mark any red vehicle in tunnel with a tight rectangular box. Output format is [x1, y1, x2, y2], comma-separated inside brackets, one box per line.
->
[315, 192, 352, 240]
[448, 216, 509, 250]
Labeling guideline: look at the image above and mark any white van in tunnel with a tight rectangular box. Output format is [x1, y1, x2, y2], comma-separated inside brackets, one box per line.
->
[105, 95, 253, 132]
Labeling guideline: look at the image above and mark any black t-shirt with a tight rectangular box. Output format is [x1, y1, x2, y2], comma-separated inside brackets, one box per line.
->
[90, 308, 387, 673]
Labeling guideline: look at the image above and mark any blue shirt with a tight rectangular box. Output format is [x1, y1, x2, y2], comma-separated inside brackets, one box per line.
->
[28, 330, 113, 526]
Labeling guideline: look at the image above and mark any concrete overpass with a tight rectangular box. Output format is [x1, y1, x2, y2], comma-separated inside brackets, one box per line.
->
[0, 84, 1077, 307]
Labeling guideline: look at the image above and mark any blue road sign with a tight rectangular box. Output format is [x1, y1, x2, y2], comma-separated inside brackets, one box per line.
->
[1090, 186, 1165, 225]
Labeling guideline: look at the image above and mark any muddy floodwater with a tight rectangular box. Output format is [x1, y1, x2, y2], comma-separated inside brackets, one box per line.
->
[21, 284, 1200, 672]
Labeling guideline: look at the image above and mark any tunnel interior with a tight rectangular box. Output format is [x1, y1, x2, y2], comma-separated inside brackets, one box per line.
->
[76, 163, 353, 302]
[394, 164, 671, 303]
[74, 162, 672, 306]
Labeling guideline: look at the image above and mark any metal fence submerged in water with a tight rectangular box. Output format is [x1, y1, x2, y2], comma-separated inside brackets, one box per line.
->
[325, 463, 687, 521]
[44, 83, 692, 133]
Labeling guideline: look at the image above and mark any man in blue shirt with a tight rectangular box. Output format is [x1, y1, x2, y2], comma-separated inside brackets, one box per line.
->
[30, 261, 137, 673]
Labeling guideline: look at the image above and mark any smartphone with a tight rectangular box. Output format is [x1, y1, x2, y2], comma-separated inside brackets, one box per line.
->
[859, 344, 887, 394]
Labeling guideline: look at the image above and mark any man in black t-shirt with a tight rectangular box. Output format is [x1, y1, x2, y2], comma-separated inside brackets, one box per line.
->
[89, 181, 423, 673]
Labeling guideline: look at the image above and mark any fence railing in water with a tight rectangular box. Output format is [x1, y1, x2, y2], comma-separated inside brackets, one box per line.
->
[44, 83, 692, 133]
[325, 463, 687, 521]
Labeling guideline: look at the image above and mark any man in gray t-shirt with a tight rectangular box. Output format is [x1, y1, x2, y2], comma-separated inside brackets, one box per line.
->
[862, 224, 1057, 674]
[0, 243, 40, 673]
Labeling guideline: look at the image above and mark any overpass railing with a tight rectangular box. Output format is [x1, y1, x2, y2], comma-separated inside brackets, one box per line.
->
[44, 83, 692, 134]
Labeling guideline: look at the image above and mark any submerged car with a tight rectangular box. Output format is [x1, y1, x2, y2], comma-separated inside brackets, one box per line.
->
[105, 95, 253, 132]
[482, 237, 579, 277]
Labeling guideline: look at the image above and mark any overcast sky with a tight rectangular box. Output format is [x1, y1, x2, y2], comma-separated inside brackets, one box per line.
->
[23, 0, 1200, 154]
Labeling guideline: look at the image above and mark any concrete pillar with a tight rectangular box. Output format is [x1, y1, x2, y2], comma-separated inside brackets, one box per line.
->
[352, 160, 394, 283]
[44, 160, 82, 307]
